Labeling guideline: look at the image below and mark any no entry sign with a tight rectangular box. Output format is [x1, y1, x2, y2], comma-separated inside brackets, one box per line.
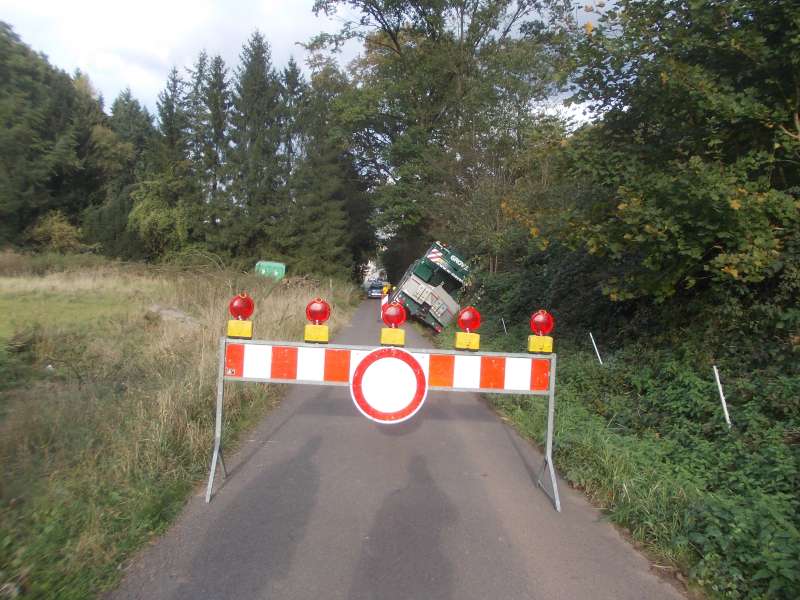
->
[350, 347, 427, 424]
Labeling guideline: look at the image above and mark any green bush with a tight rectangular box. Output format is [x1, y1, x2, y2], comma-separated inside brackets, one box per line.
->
[687, 494, 800, 599]
[490, 345, 800, 599]
[29, 212, 94, 254]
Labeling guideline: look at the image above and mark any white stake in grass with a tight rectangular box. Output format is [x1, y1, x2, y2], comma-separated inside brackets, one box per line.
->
[712, 365, 732, 429]
[589, 331, 603, 365]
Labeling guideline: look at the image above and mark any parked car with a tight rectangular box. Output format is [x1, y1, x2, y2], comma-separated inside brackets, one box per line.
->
[366, 283, 385, 298]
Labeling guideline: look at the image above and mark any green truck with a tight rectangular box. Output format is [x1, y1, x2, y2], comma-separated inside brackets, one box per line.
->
[391, 241, 470, 332]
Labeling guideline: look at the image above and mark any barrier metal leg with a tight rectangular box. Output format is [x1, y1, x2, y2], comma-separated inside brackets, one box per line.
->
[536, 355, 561, 512]
[206, 337, 227, 503]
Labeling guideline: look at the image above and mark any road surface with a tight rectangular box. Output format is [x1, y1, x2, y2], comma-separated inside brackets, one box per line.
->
[110, 300, 684, 600]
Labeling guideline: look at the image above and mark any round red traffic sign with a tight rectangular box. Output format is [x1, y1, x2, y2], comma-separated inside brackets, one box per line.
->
[350, 347, 427, 424]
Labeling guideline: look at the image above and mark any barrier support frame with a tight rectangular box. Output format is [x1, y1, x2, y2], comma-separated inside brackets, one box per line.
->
[537, 353, 561, 511]
[206, 338, 561, 511]
[205, 337, 228, 503]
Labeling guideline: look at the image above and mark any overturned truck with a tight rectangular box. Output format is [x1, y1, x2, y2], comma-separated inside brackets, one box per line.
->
[391, 241, 469, 333]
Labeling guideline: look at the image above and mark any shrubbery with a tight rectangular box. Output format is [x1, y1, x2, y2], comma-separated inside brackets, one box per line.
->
[489, 340, 800, 599]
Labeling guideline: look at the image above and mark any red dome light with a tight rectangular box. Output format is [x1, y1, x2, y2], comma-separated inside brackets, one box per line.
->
[306, 298, 331, 324]
[228, 293, 254, 320]
[382, 302, 407, 328]
[457, 306, 481, 332]
[530, 309, 554, 336]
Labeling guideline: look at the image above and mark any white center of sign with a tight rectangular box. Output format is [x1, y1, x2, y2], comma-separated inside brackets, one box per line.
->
[359, 357, 417, 413]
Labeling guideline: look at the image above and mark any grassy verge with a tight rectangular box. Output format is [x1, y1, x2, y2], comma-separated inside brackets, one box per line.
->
[489, 344, 799, 600]
[430, 321, 799, 599]
[0, 252, 358, 598]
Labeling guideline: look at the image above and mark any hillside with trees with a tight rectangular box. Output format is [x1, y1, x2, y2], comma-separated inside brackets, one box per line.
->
[1, 1, 799, 597]
[0, 24, 372, 277]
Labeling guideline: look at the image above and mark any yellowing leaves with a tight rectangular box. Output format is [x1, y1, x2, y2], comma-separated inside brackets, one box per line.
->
[729, 199, 742, 210]
[501, 197, 544, 241]
[721, 265, 739, 279]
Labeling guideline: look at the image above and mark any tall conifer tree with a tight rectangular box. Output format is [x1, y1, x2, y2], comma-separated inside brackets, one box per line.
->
[204, 55, 230, 198]
[286, 62, 372, 277]
[186, 51, 210, 184]
[280, 57, 306, 178]
[128, 67, 202, 256]
[157, 67, 189, 168]
[203, 54, 231, 250]
[82, 88, 155, 258]
[228, 31, 285, 258]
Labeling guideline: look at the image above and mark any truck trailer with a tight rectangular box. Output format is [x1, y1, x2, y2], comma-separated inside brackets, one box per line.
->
[391, 241, 469, 332]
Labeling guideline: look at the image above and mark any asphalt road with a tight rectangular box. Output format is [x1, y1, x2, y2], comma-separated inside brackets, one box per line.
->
[110, 300, 684, 600]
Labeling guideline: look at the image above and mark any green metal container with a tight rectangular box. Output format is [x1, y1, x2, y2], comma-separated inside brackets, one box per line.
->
[255, 261, 286, 280]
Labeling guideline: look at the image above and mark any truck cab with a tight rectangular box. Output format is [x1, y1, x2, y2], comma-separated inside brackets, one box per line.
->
[391, 242, 469, 332]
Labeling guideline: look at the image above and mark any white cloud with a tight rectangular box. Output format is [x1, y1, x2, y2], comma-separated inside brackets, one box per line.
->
[0, 0, 359, 111]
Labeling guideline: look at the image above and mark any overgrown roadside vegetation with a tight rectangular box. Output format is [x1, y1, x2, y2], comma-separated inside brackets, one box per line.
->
[0, 251, 358, 598]
[496, 349, 798, 599]
[442, 307, 799, 600]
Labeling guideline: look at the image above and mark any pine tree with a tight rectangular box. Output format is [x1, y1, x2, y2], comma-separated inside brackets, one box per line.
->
[204, 54, 230, 199]
[280, 57, 307, 178]
[228, 31, 286, 258]
[57, 71, 115, 217]
[290, 62, 373, 277]
[0, 24, 105, 244]
[127, 67, 202, 257]
[109, 88, 155, 165]
[289, 146, 353, 277]
[186, 51, 210, 184]
[82, 88, 156, 258]
[156, 67, 189, 168]
[203, 54, 232, 252]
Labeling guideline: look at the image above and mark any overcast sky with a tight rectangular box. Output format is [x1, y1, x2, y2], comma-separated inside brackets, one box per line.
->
[0, 0, 359, 111]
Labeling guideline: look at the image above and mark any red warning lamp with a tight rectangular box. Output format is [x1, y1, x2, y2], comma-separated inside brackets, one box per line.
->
[457, 306, 481, 333]
[306, 298, 331, 325]
[530, 309, 555, 336]
[229, 293, 255, 320]
[382, 302, 407, 328]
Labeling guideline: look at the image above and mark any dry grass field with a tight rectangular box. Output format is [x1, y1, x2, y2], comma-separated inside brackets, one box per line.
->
[0, 251, 358, 598]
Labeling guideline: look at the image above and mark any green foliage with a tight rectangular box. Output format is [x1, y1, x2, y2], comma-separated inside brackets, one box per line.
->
[312, 1, 573, 263]
[4, 22, 374, 278]
[285, 60, 374, 278]
[687, 493, 800, 599]
[492, 346, 800, 600]
[28, 211, 91, 254]
[156, 67, 190, 168]
[567, 0, 800, 302]
[287, 148, 355, 278]
[128, 165, 200, 257]
[0, 23, 104, 245]
[108, 87, 155, 163]
[224, 31, 287, 258]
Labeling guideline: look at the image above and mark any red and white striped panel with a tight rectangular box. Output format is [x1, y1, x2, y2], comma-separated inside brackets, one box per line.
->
[223, 342, 552, 394]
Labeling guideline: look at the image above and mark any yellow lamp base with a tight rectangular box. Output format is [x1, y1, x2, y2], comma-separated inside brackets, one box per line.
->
[227, 319, 253, 340]
[304, 324, 329, 343]
[528, 335, 553, 353]
[455, 331, 481, 351]
[380, 327, 405, 347]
